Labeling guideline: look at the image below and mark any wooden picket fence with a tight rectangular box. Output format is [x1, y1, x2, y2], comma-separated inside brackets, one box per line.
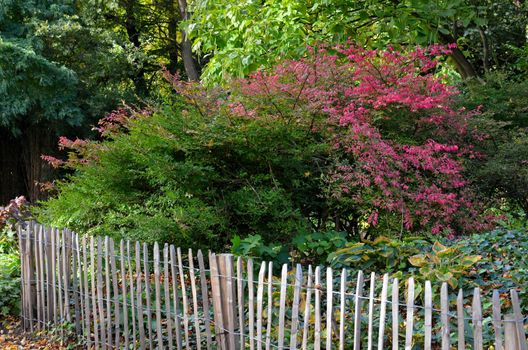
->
[18, 222, 528, 349]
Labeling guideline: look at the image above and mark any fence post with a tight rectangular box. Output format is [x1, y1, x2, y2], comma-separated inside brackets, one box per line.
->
[215, 254, 239, 350]
[505, 314, 520, 350]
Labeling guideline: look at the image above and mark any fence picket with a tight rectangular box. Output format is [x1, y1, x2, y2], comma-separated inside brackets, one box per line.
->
[473, 287, 483, 350]
[278, 264, 288, 349]
[34, 225, 42, 329]
[72, 233, 81, 333]
[39, 226, 46, 327]
[301, 265, 314, 350]
[170, 245, 183, 350]
[492, 290, 503, 350]
[197, 250, 212, 349]
[326, 267, 333, 350]
[81, 236, 92, 348]
[424, 281, 432, 350]
[127, 241, 137, 347]
[354, 270, 364, 350]
[154, 242, 163, 350]
[237, 257, 245, 350]
[109, 238, 120, 348]
[457, 289, 465, 350]
[290, 264, 302, 350]
[314, 266, 322, 350]
[247, 258, 255, 350]
[96, 236, 107, 349]
[404, 277, 415, 350]
[378, 274, 389, 350]
[137, 242, 146, 350]
[163, 245, 173, 349]
[104, 237, 113, 349]
[120, 240, 130, 350]
[91, 236, 100, 348]
[188, 249, 201, 350]
[510, 289, 528, 350]
[367, 272, 375, 350]
[210, 253, 226, 350]
[339, 269, 347, 350]
[177, 247, 191, 350]
[392, 278, 399, 350]
[256, 261, 266, 350]
[265, 261, 273, 350]
[144, 243, 154, 350]
[45, 227, 53, 326]
[440, 282, 450, 350]
[57, 230, 64, 326]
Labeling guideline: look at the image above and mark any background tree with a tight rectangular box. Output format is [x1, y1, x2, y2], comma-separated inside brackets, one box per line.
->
[0, 0, 202, 204]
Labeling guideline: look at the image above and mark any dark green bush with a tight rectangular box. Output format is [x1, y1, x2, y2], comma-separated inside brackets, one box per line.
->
[38, 100, 330, 250]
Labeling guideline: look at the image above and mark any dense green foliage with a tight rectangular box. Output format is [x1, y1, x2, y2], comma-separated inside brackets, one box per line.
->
[187, 0, 527, 83]
[38, 101, 332, 248]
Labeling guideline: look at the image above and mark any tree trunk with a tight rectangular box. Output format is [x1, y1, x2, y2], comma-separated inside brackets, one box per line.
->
[167, 0, 180, 74]
[123, 0, 149, 96]
[0, 125, 55, 204]
[0, 129, 25, 204]
[177, 0, 200, 81]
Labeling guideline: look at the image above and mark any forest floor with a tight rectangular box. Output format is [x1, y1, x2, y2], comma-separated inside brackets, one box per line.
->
[0, 316, 81, 349]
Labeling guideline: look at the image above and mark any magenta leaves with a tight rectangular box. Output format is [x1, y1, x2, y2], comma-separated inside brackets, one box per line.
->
[228, 44, 495, 236]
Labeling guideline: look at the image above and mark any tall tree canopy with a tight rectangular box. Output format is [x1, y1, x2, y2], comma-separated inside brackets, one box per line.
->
[0, 0, 201, 203]
[186, 0, 528, 84]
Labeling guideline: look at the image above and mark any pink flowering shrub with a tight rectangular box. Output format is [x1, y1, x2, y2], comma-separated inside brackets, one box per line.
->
[227, 44, 494, 236]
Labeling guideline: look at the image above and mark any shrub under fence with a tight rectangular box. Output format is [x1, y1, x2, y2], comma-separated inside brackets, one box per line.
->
[18, 222, 527, 349]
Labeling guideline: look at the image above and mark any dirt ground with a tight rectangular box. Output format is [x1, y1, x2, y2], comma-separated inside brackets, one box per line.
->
[0, 316, 80, 349]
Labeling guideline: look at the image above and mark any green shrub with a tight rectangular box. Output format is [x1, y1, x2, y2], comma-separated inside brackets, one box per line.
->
[38, 101, 330, 250]
[0, 252, 20, 316]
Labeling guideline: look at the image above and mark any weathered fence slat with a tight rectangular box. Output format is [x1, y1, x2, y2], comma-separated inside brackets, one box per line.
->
[367, 272, 375, 350]
[265, 261, 273, 350]
[127, 240, 137, 347]
[278, 264, 288, 349]
[339, 268, 347, 350]
[314, 266, 322, 350]
[473, 287, 484, 350]
[154, 242, 163, 350]
[290, 264, 302, 350]
[237, 256, 245, 350]
[405, 277, 415, 350]
[177, 247, 191, 350]
[120, 240, 129, 350]
[163, 245, 173, 349]
[197, 250, 212, 349]
[136, 241, 146, 350]
[188, 249, 201, 350]
[144, 243, 154, 350]
[424, 280, 432, 350]
[440, 282, 450, 350]
[510, 289, 527, 350]
[247, 258, 256, 350]
[492, 289, 503, 350]
[109, 238, 120, 348]
[256, 261, 266, 350]
[96, 236, 107, 349]
[354, 270, 364, 350]
[104, 236, 113, 349]
[301, 265, 313, 350]
[392, 277, 399, 350]
[326, 267, 333, 350]
[457, 289, 466, 350]
[72, 233, 81, 333]
[170, 245, 183, 350]
[377, 273, 389, 350]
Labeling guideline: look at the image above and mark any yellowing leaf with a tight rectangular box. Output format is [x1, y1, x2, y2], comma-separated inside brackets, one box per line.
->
[408, 254, 426, 267]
